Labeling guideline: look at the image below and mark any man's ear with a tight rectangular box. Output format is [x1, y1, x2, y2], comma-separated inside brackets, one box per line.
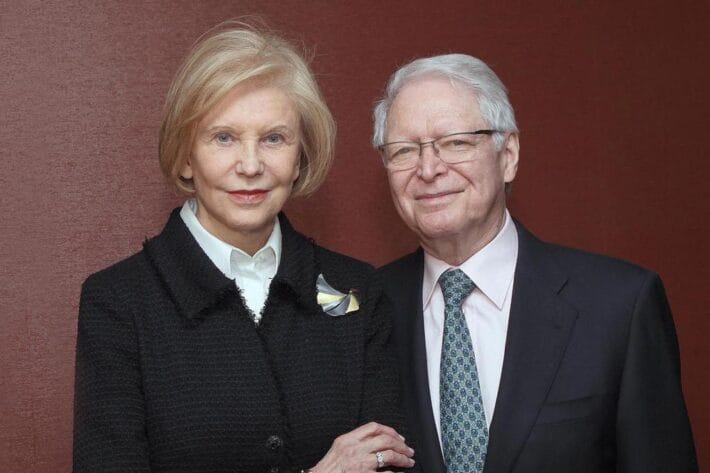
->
[501, 132, 519, 183]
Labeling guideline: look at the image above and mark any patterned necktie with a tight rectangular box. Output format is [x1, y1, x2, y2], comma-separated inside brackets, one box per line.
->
[439, 269, 488, 473]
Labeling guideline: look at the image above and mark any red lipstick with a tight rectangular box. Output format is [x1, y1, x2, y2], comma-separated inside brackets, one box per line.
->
[228, 189, 268, 204]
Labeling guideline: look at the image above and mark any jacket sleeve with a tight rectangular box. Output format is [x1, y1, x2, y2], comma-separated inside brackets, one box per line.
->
[359, 272, 423, 469]
[73, 274, 151, 472]
[615, 272, 698, 472]
[358, 276, 404, 429]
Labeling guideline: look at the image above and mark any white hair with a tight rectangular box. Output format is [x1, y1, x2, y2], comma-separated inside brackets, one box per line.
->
[372, 54, 518, 150]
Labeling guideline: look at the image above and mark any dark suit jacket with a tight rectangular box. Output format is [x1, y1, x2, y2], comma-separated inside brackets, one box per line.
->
[74, 209, 403, 473]
[379, 221, 697, 473]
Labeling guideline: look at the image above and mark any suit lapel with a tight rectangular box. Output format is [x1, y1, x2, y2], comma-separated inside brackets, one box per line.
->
[484, 224, 579, 473]
[386, 250, 446, 473]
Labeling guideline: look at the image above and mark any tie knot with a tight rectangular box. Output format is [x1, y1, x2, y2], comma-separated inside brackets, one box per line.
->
[439, 269, 476, 306]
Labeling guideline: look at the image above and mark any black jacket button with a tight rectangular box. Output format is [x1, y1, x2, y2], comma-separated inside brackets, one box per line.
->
[266, 435, 283, 451]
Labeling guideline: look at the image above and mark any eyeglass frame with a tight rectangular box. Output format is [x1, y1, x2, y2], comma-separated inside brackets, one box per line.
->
[377, 129, 501, 170]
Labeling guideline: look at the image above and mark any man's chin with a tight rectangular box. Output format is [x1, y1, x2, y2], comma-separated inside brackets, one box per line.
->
[413, 220, 461, 242]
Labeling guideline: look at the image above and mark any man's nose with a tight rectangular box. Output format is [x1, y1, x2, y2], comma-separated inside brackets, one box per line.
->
[418, 140, 439, 157]
[417, 142, 446, 180]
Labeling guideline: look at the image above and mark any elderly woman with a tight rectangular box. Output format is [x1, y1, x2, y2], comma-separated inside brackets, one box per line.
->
[73, 24, 415, 473]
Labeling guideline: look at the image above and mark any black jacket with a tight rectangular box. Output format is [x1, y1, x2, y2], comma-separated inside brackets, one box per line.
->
[74, 209, 403, 473]
[380, 221, 697, 473]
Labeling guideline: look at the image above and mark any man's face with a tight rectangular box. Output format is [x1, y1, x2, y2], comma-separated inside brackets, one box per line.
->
[384, 76, 519, 249]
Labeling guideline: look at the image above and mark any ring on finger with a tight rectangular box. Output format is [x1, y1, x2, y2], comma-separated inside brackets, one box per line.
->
[375, 451, 385, 469]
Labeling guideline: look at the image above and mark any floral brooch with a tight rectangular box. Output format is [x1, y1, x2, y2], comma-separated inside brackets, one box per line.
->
[316, 273, 360, 316]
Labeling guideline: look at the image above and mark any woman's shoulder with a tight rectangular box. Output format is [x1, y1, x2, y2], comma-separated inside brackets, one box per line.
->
[313, 243, 374, 276]
[80, 207, 193, 297]
[81, 249, 153, 298]
[279, 212, 375, 284]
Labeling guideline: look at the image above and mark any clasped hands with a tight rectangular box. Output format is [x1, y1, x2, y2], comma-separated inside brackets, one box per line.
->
[309, 422, 415, 472]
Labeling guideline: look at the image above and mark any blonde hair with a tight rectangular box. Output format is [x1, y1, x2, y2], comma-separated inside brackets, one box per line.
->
[159, 21, 335, 196]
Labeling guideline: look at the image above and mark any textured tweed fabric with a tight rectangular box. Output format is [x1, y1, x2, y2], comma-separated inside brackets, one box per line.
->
[73, 209, 404, 473]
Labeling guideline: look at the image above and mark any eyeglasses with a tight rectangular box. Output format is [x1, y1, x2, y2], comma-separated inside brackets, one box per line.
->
[378, 130, 500, 171]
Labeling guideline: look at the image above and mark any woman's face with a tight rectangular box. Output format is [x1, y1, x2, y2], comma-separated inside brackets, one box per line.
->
[181, 82, 301, 254]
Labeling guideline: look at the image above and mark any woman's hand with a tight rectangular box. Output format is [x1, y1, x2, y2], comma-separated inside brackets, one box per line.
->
[310, 422, 415, 472]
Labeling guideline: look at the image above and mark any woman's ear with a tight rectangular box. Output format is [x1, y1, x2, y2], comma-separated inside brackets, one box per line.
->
[180, 157, 193, 180]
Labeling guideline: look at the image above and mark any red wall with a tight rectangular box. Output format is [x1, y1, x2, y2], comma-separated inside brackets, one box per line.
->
[1, 1, 707, 470]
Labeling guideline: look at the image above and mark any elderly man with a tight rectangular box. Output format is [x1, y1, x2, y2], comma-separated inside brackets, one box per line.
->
[374, 54, 697, 473]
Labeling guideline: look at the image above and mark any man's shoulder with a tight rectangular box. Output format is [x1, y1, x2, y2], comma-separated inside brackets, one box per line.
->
[518, 223, 659, 295]
[376, 249, 425, 302]
[377, 248, 423, 277]
[527, 231, 651, 275]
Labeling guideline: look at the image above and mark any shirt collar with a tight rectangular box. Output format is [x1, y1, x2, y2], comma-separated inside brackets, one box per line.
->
[423, 209, 518, 310]
[179, 199, 282, 279]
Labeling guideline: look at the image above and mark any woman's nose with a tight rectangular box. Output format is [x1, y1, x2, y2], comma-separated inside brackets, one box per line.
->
[235, 143, 264, 176]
